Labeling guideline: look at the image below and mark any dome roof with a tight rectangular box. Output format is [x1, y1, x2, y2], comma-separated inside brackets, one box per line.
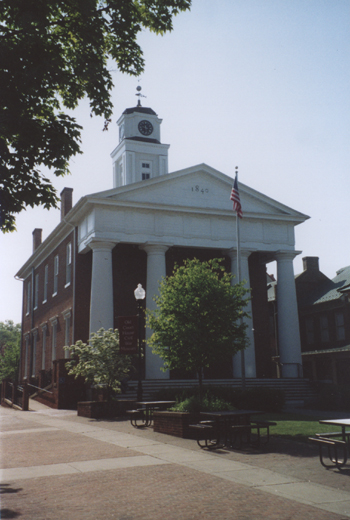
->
[123, 106, 157, 116]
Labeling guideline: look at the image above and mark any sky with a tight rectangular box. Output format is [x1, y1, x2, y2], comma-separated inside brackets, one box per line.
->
[1, 0, 349, 324]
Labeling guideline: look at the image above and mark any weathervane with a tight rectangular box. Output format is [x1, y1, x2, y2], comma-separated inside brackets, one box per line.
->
[136, 84, 146, 106]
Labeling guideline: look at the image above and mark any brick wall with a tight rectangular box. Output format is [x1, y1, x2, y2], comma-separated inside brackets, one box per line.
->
[20, 231, 74, 380]
[153, 411, 199, 438]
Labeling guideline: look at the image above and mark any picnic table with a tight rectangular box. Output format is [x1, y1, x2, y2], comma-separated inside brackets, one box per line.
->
[192, 410, 274, 449]
[309, 418, 350, 469]
[127, 401, 176, 427]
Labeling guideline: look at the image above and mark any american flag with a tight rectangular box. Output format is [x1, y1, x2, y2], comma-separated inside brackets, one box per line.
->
[230, 175, 243, 218]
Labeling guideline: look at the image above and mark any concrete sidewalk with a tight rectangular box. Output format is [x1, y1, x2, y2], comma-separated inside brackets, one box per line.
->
[1, 400, 350, 519]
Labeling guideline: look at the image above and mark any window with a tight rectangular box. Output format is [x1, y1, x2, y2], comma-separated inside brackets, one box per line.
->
[320, 315, 329, 343]
[50, 318, 58, 366]
[66, 243, 72, 286]
[63, 310, 71, 359]
[41, 324, 47, 370]
[32, 330, 37, 377]
[335, 311, 346, 340]
[26, 281, 31, 315]
[43, 265, 48, 303]
[34, 274, 39, 309]
[141, 161, 151, 181]
[305, 318, 314, 345]
[53, 255, 59, 295]
[24, 334, 30, 378]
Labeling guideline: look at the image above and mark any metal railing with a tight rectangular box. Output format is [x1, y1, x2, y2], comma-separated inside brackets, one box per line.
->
[27, 383, 53, 395]
[1, 380, 29, 411]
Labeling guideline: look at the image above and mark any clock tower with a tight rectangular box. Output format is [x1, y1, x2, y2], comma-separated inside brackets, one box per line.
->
[111, 94, 170, 188]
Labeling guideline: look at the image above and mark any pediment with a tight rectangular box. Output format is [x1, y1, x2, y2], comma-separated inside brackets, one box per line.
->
[87, 164, 308, 221]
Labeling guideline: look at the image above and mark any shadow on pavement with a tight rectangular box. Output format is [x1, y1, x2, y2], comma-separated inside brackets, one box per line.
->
[0, 508, 21, 518]
[0, 484, 22, 494]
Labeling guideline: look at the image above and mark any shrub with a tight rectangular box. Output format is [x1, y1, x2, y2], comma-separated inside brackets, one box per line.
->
[171, 394, 235, 413]
[151, 385, 285, 413]
[64, 328, 132, 401]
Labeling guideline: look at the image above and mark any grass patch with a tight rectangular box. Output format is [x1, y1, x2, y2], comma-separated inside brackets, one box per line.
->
[253, 412, 340, 443]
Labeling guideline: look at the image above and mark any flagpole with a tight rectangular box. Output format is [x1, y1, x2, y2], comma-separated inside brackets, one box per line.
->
[234, 167, 246, 390]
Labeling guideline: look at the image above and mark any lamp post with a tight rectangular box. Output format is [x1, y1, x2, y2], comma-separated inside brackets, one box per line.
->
[134, 283, 146, 401]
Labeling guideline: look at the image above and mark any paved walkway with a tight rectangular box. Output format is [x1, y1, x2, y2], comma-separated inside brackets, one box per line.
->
[1, 400, 350, 519]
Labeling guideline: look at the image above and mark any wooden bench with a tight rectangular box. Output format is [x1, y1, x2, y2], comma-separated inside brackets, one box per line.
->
[250, 421, 277, 447]
[315, 431, 350, 444]
[189, 424, 219, 449]
[230, 424, 253, 448]
[309, 436, 348, 469]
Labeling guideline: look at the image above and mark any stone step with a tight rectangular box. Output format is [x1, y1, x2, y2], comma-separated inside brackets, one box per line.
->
[122, 378, 316, 402]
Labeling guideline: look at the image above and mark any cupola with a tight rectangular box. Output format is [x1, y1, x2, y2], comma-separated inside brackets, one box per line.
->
[110, 87, 170, 187]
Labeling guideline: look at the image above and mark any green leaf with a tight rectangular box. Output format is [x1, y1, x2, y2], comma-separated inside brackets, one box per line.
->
[0, 0, 191, 232]
[64, 328, 132, 399]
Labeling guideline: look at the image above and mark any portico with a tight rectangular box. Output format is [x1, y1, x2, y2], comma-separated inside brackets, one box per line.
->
[75, 168, 308, 380]
[68, 101, 309, 381]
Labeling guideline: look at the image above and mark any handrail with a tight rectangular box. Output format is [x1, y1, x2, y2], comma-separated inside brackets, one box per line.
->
[27, 383, 53, 395]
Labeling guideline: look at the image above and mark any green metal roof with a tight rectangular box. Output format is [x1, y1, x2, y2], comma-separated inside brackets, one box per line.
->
[302, 345, 350, 356]
[297, 265, 350, 307]
[313, 265, 350, 304]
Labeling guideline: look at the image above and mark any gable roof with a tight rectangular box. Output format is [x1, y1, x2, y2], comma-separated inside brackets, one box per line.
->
[298, 265, 350, 307]
[83, 163, 309, 224]
[16, 163, 309, 279]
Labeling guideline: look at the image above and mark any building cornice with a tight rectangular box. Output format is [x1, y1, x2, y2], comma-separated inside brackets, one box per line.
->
[15, 219, 75, 280]
[15, 162, 309, 279]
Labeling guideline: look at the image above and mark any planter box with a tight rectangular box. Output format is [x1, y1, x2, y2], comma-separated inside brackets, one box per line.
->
[77, 399, 137, 419]
[153, 411, 200, 438]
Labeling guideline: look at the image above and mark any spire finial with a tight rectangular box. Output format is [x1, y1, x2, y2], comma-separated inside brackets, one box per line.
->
[136, 84, 146, 107]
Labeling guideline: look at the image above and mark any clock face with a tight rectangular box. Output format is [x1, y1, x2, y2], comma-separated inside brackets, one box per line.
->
[138, 120, 153, 136]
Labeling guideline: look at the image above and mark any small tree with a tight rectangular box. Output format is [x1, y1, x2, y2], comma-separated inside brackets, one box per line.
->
[64, 328, 131, 401]
[147, 258, 249, 401]
[0, 320, 21, 381]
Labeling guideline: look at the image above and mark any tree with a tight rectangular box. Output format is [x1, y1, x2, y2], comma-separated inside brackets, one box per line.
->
[0, 320, 21, 380]
[147, 258, 250, 400]
[0, 0, 191, 232]
[64, 328, 132, 400]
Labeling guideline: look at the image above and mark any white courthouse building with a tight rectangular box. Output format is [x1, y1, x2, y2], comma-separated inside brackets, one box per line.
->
[17, 100, 309, 397]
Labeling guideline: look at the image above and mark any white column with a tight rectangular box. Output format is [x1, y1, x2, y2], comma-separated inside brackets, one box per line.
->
[228, 249, 256, 378]
[142, 244, 169, 380]
[89, 241, 115, 334]
[275, 251, 302, 378]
